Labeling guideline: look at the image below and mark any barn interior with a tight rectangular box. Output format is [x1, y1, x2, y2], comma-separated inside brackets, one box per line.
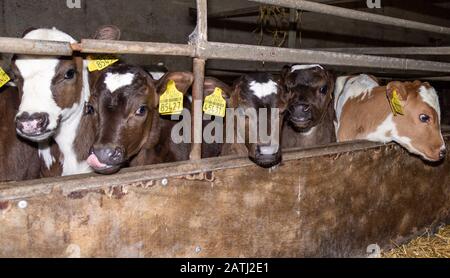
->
[0, 0, 450, 258]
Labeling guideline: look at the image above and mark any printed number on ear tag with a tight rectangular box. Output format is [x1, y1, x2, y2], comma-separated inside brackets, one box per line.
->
[389, 89, 404, 116]
[159, 80, 184, 115]
[203, 87, 226, 118]
[87, 55, 119, 72]
[0, 67, 11, 89]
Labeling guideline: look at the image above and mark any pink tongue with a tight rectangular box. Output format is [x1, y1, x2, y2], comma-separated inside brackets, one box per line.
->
[87, 154, 107, 169]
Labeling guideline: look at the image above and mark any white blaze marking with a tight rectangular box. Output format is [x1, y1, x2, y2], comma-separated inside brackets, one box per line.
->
[290, 64, 324, 72]
[259, 145, 279, 155]
[249, 80, 278, 99]
[104, 72, 135, 93]
[418, 85, 441, 121]
[148, 71, 165, 81]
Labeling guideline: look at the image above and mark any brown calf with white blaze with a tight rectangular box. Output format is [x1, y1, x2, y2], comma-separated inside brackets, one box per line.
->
[85, 64, 194, 174]
[334, 74, 446, 161]
[204, 73, 290, 168]
[9, 26, 120, 176]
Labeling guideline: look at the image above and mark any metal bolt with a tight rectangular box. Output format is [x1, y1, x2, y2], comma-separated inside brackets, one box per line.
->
[195, 246, 202, 253]
[18, 200, 28, 209]
[161, 178, 168, 186]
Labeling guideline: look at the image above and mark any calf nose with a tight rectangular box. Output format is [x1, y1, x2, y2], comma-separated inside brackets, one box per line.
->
[16, 112, 50, 136]
[439, 148, 447, 160]
[92, 146, 125, 165]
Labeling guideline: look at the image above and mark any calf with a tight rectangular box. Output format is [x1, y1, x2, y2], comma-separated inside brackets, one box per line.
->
[334, 74, 446, 161]
[10, 26, 120, 176]
[281, 64, 336, 148]
[0, 85, 41, 181]
[85, 64, 194, 174]
[204, 73, 289, 168]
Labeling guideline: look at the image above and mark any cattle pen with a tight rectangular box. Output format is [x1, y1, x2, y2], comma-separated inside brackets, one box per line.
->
[0, 0, 450, 258]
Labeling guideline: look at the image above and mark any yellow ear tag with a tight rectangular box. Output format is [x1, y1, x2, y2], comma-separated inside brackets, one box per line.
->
[203, 87, 226, 118]
[87, 55, 119, 72]
[159, 80, 184, 115]
[389, 89, 404, 116]
[0, 67, 11, 89]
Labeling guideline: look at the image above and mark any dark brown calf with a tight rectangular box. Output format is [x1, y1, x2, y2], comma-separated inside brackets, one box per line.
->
[281, 64, 336, 148]
[85, 64, 194, 174]
[204, 73, 290, 168]
[0, 85, 40, 181]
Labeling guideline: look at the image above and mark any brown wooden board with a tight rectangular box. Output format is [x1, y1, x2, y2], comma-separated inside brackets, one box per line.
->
[0, 136, 449, 257]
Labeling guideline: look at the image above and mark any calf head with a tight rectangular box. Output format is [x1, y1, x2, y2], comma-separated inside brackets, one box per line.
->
[282, 64, 334, 132]
[86, 64, 193, 174]
[11, 26, 120, 142]
[385, 81, 445, 161]
[208, 73, 289, 168]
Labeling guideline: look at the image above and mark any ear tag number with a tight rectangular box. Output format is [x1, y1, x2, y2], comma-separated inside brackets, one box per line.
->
[88, 55, 119, 72]
[159, 80, 184, 115]
[203, 87, 226, 118]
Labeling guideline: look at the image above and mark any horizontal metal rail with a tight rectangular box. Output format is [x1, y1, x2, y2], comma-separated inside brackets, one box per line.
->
[0, 37, 73, 56]
[313, 47, 450, 56]
[251, 0, 450, 36]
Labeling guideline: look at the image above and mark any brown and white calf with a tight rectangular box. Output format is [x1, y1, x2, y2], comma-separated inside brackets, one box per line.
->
[85, 64, 194, 174]
[204, 73, 290, 168]
[0, 85, 41, 181]
[334, 74, 446, 161]
[9, 26, 120, 176]
[281, 64, 336, 148]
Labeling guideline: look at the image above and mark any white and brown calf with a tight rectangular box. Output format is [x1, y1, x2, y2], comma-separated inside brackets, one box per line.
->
[9, 26, 120, 176]
[334, 74, 446, 161]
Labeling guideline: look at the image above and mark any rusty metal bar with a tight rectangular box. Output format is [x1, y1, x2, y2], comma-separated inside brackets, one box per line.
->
[0, 37, 73, 56]
[189, 0, 208, 161]
[78, 39, 195, 56]
[198, 41, 450, 73]
[251, 0, 450, 35]
[313, 46, 450, 56]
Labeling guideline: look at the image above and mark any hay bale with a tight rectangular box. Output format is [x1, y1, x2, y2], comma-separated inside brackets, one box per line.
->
[383, 225, 450, 258]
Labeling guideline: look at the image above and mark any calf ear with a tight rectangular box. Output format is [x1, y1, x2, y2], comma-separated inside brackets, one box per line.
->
[281, 65, 296, 88]
[156, 72, 194, 96]
[387, 81, 408, 101]
[92, 25, 121, 40]
[204, 77, 232, 105]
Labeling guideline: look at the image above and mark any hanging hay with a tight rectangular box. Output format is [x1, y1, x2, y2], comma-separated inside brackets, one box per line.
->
[382, 225, 450, 258]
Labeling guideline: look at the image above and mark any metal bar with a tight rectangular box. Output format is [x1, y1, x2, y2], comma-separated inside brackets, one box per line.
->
[0, 37, 73, 56]
[79, 39, 195, 56]
[198, 41, 450, 73]
[312, 46, 450, 55]
[251, 0, 450, 35]
[189, 0, 208, 161]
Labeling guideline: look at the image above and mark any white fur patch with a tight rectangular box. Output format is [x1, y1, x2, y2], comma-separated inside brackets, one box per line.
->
[290, 64, 324, 72]
[366, 114, 396, 143]
[334, 74, 379, 128]
[249, 80, 278, 99]
[23, 27, 77, 43]
[259, 145, 279, 155]
[148, 71, 165, 81]
[104, 72, 135, 93]
[418, 85, 441, 121]
[38, 143, 55, 170]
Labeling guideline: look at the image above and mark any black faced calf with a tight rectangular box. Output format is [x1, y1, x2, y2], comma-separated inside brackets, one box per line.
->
[281, 64, 336, 148]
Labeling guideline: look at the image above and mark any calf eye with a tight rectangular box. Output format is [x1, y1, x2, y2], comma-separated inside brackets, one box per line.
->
[135, 106, 148, 116]
[419, 114, 430, 123]
[64, 69, 76, 80]
[84, 103, 95, 115]
[319, 86, 328, 95]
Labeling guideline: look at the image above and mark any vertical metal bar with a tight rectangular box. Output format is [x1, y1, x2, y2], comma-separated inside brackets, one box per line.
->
[190, 0, 208, 160]
[288, 9, 296, 48]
